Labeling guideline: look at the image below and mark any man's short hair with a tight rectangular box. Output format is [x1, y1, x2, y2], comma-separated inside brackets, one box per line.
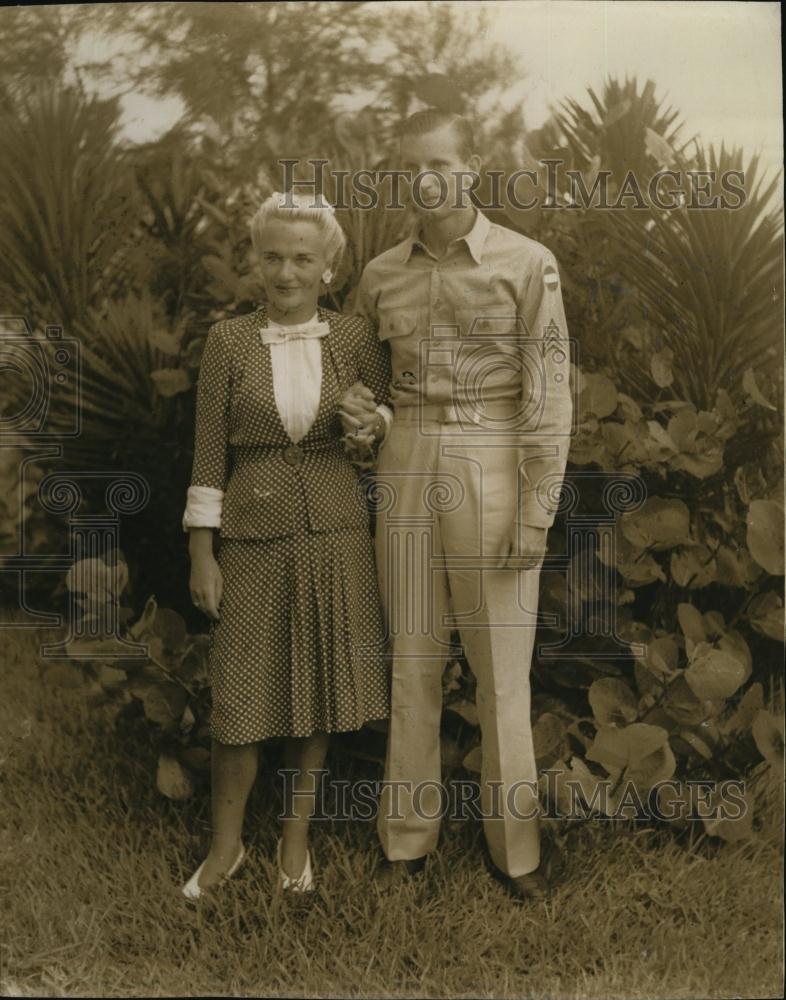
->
[399, 108, 476, 160]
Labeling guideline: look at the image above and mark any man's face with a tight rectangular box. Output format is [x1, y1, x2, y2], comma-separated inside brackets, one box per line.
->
[399, 123, 479, 221]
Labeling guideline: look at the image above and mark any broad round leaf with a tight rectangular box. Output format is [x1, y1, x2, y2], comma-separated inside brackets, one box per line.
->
[127, 595, 158, 640]
[139, 682, 188, 727]
[721, 682, 764, 735]
[734, 463, 767, 506]
[646, 636, 679, 678]
[667, 407, 698, 449]
[621, 497, 690, 551]
[685, 648, 747, 701]
[663, 674, 719, 726]
[588, 678, 638, 726]
[742, 367, 776, 410]
[717, 630, 752, 683]
[617, 393, 643, 422]
[613, 533, 667, 585]
[66, 556, 128, 601]
[746, 591, 784, 641]
[97, 664, 126, 689]
[532, 712, 566, 765]
[178, 635, 211, 684]
[579, 371, 618, 420]
[645, 420, 678, 458]
[624, 740, 676, 791]
[567, 418, 608, 466]
[156, 754, 194, 801]
[586, 723, 669, 776]
[150, 608, 188, 656]
[634, 662, 663, 697]
[671, 445, 724, 480]
[746, 500, 785, 576]
[752, 710, 785, 769]
[652, 781, 691, 830]
[677, 603, 706, 644]
[619, 619, 653, 650]
[180, 707, 195, 736]
[702, 610, 726, 639]
[670, 545, 717, 588]
[650, 348, 674, 388]
[702, 787, 754, 842]
[716, 545, 761, 589]
[543, 757, 615, 817]
[565, 717, 598, 750]
[673, 729, 713, 761]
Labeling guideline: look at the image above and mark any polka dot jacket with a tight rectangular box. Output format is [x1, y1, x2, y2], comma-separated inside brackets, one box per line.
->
[188, 304, 392, 541]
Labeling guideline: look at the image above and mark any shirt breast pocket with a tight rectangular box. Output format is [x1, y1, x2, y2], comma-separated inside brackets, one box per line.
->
[379, 307, 420, 342]
[455, 304, 523, 339]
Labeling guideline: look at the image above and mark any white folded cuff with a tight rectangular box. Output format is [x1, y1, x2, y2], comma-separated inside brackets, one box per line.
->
[182, 485, 224, 532]
[375, 403, 394, 439]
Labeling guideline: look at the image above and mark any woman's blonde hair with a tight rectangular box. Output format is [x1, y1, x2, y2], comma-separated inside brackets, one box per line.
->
[249, 191, 346, 272]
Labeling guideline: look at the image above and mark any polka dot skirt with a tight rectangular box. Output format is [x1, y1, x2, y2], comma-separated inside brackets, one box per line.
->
[208, 523, 389, 743]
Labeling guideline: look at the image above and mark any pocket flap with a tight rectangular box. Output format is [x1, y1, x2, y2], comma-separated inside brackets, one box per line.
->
[379, 308, 420, 341]
[456, 305, 522, 338]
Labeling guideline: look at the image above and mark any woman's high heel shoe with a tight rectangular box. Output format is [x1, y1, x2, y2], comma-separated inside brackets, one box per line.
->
[277, 838, 314, 892]
[182, 844, 246, 900]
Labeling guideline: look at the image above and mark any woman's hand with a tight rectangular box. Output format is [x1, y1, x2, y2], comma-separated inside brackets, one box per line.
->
[189, 551, 223, 620]
[338, 381, 381, 438]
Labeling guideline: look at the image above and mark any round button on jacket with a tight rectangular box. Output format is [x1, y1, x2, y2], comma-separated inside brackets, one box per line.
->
[283, 444, 305, 466]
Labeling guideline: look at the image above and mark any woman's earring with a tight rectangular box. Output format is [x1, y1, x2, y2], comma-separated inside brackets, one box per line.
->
[322, 269, 333, 285]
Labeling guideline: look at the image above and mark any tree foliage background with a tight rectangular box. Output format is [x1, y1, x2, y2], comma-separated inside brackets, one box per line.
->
[0, 2, 783, 835]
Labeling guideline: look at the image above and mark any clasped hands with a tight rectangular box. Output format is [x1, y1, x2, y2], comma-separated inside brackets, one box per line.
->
[338, 381, 386, 446]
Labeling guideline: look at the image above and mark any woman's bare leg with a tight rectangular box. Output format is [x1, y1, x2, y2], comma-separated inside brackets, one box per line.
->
[196, 739, 259, 889]
[280, 732, 330, 878]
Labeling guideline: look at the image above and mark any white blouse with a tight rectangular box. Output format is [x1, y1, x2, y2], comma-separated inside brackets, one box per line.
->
[267, 314, 324, 444]
[182, 313, 391, 532]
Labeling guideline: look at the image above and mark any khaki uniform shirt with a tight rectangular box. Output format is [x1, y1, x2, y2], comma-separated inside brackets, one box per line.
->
[355, 210, 573, 529]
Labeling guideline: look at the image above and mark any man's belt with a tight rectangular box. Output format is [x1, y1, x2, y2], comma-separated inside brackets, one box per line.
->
[392, 400, 520, 425]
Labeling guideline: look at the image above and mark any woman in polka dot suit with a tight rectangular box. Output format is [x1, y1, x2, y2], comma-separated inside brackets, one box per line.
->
[181, 193, 392, 897]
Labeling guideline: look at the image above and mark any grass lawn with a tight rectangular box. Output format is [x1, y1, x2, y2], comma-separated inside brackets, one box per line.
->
[1, 622, 783, 999]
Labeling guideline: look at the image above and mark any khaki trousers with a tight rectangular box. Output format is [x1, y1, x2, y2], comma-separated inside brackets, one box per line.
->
[374, 413, 542, 877]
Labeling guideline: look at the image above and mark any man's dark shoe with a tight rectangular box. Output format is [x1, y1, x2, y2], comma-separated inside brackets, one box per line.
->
[375, 855, 427, 889]
[504, 866, 550, 902]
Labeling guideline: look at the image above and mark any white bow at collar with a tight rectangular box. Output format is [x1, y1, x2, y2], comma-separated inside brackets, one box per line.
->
[260, 314, 330, 345]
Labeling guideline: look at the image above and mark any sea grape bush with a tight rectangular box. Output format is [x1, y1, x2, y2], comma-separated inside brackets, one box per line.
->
[57, 355, 784, 844]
